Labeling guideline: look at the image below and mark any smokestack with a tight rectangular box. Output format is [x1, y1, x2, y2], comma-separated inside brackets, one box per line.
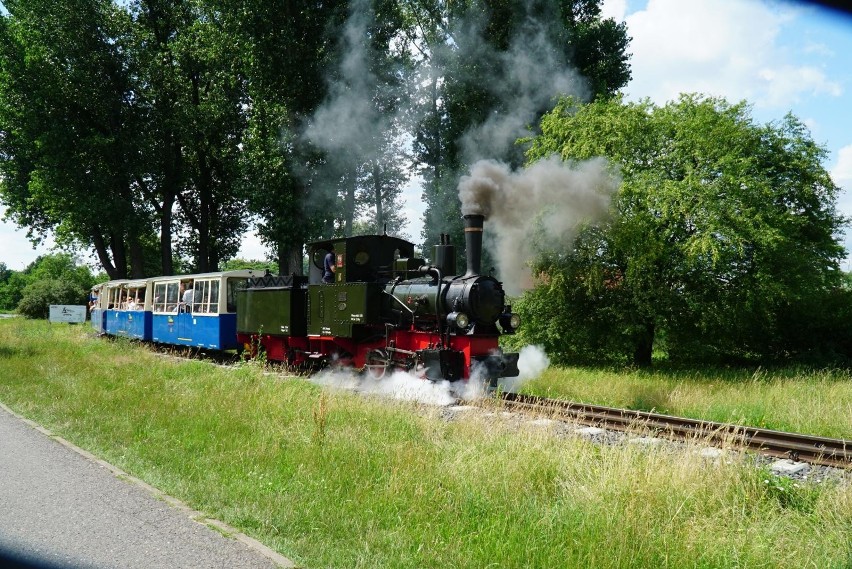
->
[464, 214, 484, 276]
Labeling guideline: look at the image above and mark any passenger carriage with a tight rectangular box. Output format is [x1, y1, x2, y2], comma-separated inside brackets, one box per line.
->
[89, 281, 116, 334]
[104, 279, 152, 341]
[149, 270, 256, 350]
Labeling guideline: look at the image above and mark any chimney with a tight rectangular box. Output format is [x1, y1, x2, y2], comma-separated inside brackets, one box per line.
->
[463, 214, 484, 276]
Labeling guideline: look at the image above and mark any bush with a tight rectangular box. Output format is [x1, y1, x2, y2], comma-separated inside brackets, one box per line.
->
[17, 278, 88, 319]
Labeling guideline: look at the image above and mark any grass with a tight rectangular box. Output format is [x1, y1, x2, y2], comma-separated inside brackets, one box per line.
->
[1, 318, 851, 568]
[520, 366, 852, 439]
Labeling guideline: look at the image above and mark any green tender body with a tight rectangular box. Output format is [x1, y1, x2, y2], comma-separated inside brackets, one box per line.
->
[236, 287, 307, 337]
[308, 282, 382, 338]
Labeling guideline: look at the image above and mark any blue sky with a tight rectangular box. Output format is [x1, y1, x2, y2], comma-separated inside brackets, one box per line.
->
[2, 0, 852, 270]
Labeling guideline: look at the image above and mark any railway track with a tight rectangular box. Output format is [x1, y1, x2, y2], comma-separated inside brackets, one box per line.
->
[495, 392, 852, 469]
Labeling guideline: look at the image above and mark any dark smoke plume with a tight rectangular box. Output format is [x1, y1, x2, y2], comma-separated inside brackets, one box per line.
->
[458, 156, 618, 295]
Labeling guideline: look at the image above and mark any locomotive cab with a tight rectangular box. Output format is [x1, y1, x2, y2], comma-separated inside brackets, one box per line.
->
[308, 235, 416, 285]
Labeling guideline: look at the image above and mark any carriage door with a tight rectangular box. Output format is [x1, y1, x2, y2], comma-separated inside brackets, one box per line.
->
[177, 280, 194, 342]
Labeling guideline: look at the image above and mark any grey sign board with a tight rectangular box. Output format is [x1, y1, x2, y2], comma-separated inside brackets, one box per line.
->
[49, 305, 87, 323]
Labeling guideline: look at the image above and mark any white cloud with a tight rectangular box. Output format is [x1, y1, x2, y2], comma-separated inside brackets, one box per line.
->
[831, 144, 852, 212]
[600, 0, 627, 21]
[623, 0, 841, 109]
[831, 145, 852, 183]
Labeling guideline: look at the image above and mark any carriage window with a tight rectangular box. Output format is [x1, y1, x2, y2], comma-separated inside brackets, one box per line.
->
[192, 279, 219, 314]
[226, 278, 247, 313]
[155, 282, 180, 313]
[153, 283, 167, 312]
[209, 280, 220, 313]
[126, 287, 145, 310]
[108, 287, 122, 309]
[153, 282, 180, 313]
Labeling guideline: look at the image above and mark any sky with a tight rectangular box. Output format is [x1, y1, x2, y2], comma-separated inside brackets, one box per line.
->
[2, 0, 852, 270]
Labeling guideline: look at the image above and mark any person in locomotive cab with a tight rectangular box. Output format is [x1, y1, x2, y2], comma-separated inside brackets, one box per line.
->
[323, 245, 336, 284]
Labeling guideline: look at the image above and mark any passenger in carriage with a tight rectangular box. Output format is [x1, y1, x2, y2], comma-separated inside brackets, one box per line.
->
[179, 282, 194, 313]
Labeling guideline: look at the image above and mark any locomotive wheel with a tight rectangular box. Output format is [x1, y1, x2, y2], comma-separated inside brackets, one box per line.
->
[365, 349, 391, 379]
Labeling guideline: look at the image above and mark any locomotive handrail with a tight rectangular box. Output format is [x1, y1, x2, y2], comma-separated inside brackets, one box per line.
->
[383, 289, 415, 314]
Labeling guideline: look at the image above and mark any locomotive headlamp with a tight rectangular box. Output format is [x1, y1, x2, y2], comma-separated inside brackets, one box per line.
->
[499, 312, 521, 332]
[447, 311, 470, 330]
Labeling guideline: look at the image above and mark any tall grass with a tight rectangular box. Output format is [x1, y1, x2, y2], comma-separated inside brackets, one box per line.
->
[1, 319, 850, 568]
[522, 366, 852, 439]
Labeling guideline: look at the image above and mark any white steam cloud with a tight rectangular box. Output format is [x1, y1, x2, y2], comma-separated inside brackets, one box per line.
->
[311, 368, 465, 406]
[309, 347, 551, 405]
[496, 344, 550, 393]
[305, 0, 388, 160]
[458, 156, 619, 295]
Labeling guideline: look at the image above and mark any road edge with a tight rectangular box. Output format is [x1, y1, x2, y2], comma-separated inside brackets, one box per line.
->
[0, 401, 297, 569]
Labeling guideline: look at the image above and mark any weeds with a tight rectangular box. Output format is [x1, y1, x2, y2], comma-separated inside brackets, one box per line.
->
[1, 319, 851, 568]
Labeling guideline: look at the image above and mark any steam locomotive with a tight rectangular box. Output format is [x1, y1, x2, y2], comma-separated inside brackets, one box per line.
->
[91, 214, 520, 386]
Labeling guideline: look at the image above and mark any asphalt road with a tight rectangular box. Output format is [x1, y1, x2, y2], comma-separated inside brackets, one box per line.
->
[0, 404, 292, 569]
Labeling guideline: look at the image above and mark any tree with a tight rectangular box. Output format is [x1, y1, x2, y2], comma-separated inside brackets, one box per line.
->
[0, 0, 150, 279]
[0, 262, 25, 310]
[402, 0, 631, 256]
[130, 0, 249, 274]
[12, 253, 95, 318]
[227, 0, 349, 274]
[517, 94, 848, 366]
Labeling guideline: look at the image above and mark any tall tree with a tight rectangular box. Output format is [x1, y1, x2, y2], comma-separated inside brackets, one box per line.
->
[131, 0, 248, 273]
[401, 0, 631, 253]
[304, 0, 412, 240]
[517, 95, 848, 366]
[226, 0, 348, 274]
[0, 0, 149, 279]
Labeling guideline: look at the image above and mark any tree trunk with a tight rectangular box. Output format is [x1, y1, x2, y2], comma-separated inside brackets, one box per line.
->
[432, 75, 441, 181]
[191, 72, 213, 273]
[277, 241, 303, 276]
[159, 192, 175, 276]
[344, 174, 355, 237]
[128, 235, 146, 279]
[92, 230, 118, 279]
[159, 136, 182, 276]
[108, 231, 128, 279]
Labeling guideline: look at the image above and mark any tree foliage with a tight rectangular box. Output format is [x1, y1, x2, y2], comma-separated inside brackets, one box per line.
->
[1, 253, 96, 317]
[0, 0, 148, 279]
[516, 95, 850, 365]
[1, 0, 631, 278]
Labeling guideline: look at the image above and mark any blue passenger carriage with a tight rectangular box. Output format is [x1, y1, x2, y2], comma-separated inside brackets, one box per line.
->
[149, 270, 255, 350]
[89, 280, 118, 334]
[104, 279, 152, 341]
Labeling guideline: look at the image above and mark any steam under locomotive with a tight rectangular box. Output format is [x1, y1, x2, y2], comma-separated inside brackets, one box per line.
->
[235, 214, 520, 385]
[91, 214, 520, 386]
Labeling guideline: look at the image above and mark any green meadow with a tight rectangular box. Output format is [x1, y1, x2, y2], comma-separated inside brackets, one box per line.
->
[1, 319, 850, 568]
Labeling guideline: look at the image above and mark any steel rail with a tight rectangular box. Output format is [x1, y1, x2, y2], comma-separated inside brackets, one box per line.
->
[497, 392, 852, 469]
